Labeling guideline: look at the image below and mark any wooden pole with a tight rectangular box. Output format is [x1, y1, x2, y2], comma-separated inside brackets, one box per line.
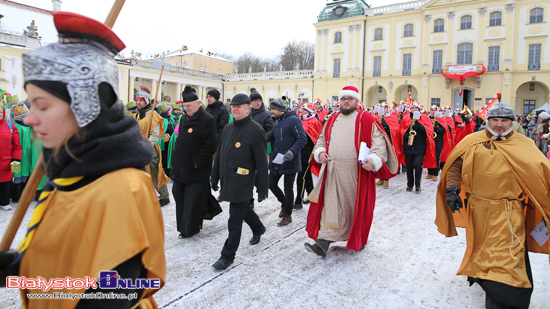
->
[104, 0, 126, 28]
[145, 66, 164, 139]
[0, 157, 43, 251]
[0, 0, 127, 251]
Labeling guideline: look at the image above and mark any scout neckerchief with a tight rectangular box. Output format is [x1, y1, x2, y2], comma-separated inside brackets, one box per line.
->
[14, 176, 84, 263]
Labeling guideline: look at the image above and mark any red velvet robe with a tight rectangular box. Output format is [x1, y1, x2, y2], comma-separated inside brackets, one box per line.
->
[302, 116, 323, 177]
[435, 117, 454, 163]
[306, 111, 396, 251]
[453, 114, 475, 145]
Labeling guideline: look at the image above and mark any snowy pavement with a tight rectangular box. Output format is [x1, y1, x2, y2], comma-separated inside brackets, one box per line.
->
[1, 169, 548, 308]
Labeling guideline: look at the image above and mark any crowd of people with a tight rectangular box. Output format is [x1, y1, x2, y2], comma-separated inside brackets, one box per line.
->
[0, 11, 549, 309]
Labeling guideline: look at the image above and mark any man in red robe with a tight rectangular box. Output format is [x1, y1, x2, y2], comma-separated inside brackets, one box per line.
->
[305, 86, 398, 258]
[294, 103, 323, 209]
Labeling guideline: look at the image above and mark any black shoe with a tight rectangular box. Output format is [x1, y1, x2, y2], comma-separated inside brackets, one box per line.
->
[359, 245, 366, 251]
[304, 243, 326, 258]
[249, 226, 266, 245]
[303, 199, 311, 204]
[406, 187, 413, 192]
[159, 198, 170, 206]
[212, 258, 233, 271]
[293, 203, 303, 210]
[415, 187, 421, 194]
[178, 233, 183, 239]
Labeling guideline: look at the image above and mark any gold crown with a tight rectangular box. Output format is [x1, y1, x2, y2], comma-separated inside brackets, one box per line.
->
[13, 104, 29, 116]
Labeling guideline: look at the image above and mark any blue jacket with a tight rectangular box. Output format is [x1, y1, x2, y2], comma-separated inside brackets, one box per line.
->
[269, 110, 307, 175]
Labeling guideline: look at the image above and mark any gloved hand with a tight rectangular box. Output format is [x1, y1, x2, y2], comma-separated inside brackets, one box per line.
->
[445, 186, 463, 213]
[283, 150, 294, 162]
[542, 133, 549, 139]
[258, 191, 268, 203]
[0, 250, 19, 288]
[211, 180, 219, 191]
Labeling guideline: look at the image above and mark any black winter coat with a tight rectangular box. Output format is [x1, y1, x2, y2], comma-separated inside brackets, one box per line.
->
[251, 102, 273, 136]
[211, 115, 268, 203]
[172, 107, 218, 183]
[433, 121, 446, 150]
[205, 101, 229, 143]
[268, 111, 307, 175]
[403, 119, 427, 155]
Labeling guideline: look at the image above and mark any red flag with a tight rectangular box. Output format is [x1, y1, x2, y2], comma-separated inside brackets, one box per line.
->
[407, 89, 412, 105]
[476, 93, 500, 121]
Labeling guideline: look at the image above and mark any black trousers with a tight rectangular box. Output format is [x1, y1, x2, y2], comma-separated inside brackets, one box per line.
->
[0, 181, 11, 206]
[220, 201, 264, 261]
[295, 164, 313, 205]
[405, 154, 424, 188]
[172, 180, 210, 237]
[427, 148, 442, 176]
[269, 172, 296, 215]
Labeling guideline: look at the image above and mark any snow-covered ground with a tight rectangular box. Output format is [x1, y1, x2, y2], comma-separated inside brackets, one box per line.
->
[1, 170, 548, 308]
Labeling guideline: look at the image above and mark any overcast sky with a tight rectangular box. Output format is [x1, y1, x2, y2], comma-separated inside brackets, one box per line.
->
[16, 0, 389, 59]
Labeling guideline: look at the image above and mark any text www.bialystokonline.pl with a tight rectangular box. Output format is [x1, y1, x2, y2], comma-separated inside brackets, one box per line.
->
[27, 292, 138, 301]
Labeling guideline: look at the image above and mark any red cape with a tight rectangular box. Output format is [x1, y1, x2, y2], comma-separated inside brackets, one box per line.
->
[307, 111, 396, 252]
[435, 117, 454, 163]
[453, 114, 475, 145]
[397, 114, 437, 168]
[378, 115, 401, 163]
[302, 117, 323, 177]
[317, 108, 328, 124]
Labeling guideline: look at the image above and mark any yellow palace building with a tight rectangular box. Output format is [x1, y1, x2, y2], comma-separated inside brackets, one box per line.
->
[225, 0, 549, 115]
[2, 0, 549, 115]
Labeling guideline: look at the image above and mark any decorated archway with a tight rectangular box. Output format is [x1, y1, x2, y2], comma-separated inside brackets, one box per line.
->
[515, 81, 549, 115]
[394, 84, 418, 105]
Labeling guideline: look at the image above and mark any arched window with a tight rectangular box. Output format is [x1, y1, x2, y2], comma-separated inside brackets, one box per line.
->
[530, 8, 544, 23]
[374, 28, 383, 40]
[334, 32, 342, 43]
[434, 18, 445, 32]
[457, 43, 473, 64]
[404, 23, 414, 37]
[460, 15, 472, 29]
[489, 11, 502, 26]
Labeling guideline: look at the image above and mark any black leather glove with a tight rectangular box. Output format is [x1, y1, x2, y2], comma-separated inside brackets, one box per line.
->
[283, 150, 294, 162]
[445, 186, 463, 213]
[0, 250, 19, 288]
[211, 180, 219, 191]
[258, 193, 268, 203]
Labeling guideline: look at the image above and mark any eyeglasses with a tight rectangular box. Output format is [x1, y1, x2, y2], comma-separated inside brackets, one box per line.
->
[340, 97, 355, 102]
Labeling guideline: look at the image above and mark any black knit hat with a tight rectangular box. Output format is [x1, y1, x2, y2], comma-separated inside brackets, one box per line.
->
[230, 93, 251, 106]
[250, 88, 262, 102]
[182, 85, 199, 103]
[207, 89, 220, 101]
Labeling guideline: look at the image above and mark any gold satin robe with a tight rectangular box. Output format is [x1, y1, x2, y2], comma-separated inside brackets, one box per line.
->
[20, 168, 166, 309]
[436, 130, 550, 288]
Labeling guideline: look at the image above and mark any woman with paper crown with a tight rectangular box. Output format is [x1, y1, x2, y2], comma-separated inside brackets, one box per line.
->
[0, 12, 165, 308]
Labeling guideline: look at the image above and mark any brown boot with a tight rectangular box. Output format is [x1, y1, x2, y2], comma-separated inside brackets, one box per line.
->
[425, 175, 432, 179]
[277, 214, 292, 227]
[383, 180, 389, 189]
[376, 179, 384, 186]
[432, 175, 438, 181]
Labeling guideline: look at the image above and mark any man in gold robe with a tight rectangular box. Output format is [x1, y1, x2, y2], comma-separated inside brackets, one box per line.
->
[436, 102, 550, 308]
[135, 87, 170, 206]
